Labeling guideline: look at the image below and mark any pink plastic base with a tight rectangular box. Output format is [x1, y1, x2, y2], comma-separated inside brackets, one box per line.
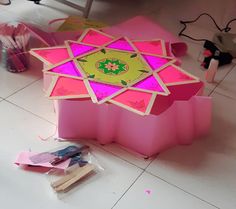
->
[55, 95, 212, 156]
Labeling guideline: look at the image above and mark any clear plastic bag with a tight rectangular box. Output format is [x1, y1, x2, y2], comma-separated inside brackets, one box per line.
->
[0, 21, 57, 73]
[0, 22, 29, 72]
[15, 143, 103, 196]
[46, 151, 103, 196]
[36, 144, 104, 195]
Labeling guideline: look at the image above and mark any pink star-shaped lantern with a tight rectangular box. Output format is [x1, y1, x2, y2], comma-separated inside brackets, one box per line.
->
[30, 28, 199, 115]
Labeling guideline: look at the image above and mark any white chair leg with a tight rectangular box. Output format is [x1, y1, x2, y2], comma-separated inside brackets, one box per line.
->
[83, 0, 94, 18]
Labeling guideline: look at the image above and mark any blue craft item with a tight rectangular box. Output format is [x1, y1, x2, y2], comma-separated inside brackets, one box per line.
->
[52, 145, 79, 157]
[50, 145, 89, 165]
[69, 155, 88, 167]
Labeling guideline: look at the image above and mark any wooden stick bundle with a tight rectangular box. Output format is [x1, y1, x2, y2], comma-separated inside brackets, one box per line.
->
[51, 164, 95, 192]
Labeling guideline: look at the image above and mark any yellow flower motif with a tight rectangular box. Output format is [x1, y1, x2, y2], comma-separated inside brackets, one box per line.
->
[105, 62, 119, 71]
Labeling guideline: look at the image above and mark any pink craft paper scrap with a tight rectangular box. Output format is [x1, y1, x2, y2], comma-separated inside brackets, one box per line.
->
[15, 151, 70, 170]
[145, 189, 152, 195]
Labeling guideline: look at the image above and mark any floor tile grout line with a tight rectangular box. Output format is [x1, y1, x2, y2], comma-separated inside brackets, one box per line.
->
[3, 99, 56, 126]
[212, 91, 236, 101]
[58, 139, 149, 172]
[209, 63, 236, 96]
[89, 143, 147, 171]
[1, 3, 63, 28]
[4, 77, 42, 100]
[0, 4, 231, 209]
[111, 170, 145, 209]
[60, 139, 157, 171]
[2, 72, 158, 172]
[145, 170, 220, 209]
[144, 154, 158, 170]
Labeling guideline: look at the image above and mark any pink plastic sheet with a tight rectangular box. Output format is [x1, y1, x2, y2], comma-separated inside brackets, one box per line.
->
[103, 16, 187, 57]
[55, 89, 212, 156]
[50, 78, 211, 156]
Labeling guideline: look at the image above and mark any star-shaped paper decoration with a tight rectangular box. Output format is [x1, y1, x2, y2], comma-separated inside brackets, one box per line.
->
[30, 28, 200, 115]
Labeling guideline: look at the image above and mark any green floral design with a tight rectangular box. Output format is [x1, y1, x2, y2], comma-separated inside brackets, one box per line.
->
[98, 58, 128, 75]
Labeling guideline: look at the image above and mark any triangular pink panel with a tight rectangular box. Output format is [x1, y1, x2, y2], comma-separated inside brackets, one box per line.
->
[133, 75, 165, 93]
[49, 61, 81, 77]
[142, 54, 172, 71]
[50, 77, 88, 97]
[32, 48, 70, 64]
[158, 65, 197, 84]
[106, 38, 135, 51]
[133, 40, 165, 56]
[112, 89, 153, 113]
[81, 30, 113, 46]
[68, 42, 96, 57]
[89, 81, 122, 102]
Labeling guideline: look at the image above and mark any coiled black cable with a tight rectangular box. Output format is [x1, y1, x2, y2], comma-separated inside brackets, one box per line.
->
[179, 13, 236, 42]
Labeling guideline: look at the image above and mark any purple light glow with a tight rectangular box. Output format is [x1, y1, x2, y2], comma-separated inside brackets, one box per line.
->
[90, 81, 122, 101]
[142, 54, 170, 70]
[70, 43, 95, 57]
[134, 75, 165, 92]
[50, 61, 81, 77]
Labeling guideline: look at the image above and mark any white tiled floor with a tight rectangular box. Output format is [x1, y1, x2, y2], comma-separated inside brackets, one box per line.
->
[7, 79, 56, 124]
[147, 92, 236, 209]
[0, 1, 236, 209]
[215, 65, 236, 100]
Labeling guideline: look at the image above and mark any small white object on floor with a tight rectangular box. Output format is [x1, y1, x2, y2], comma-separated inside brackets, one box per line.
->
[205, 52, 219, 83]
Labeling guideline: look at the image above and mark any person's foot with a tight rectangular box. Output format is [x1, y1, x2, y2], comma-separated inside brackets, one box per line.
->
[0, 0, 11, 5]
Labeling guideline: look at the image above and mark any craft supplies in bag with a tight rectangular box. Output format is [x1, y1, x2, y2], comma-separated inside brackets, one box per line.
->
[46, 147, 103, 195]
[15, 144, 91, 171]
[48, 161, 98, 194]
[15, 143, 103, 194]
[50, 164, 95, 193]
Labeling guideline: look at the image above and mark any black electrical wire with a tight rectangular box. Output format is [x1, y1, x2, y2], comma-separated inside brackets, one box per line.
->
[0, 0, 11, 5]
[179, 13, 236, 42]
